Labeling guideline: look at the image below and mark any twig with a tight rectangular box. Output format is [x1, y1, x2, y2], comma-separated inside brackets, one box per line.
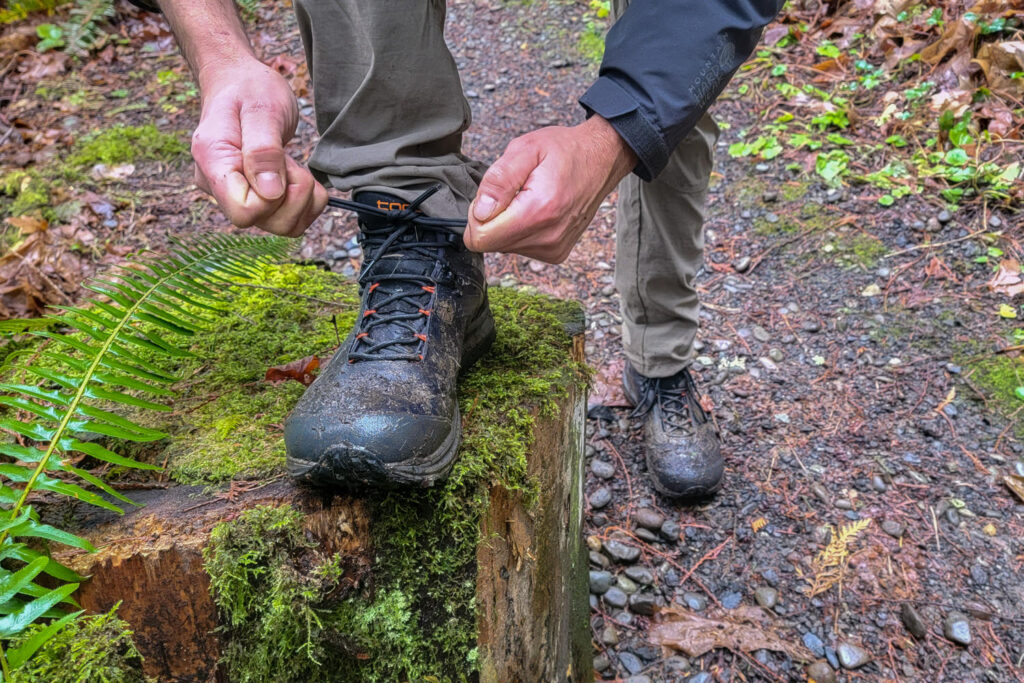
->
[883, 229, 1000, 259]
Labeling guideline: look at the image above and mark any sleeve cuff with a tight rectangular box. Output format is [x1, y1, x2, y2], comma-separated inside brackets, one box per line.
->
[126, 0, 161, 12]
[578, 76, 670, 181]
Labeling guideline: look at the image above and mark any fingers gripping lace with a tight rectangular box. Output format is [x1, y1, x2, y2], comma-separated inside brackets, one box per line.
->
[327, 187, 466, 363]
[630, 369, 707, 435]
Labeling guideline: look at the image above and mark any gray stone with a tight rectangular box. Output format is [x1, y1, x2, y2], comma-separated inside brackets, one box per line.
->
[593, 654, 611, 672]
[590, 551, 609, 569]
[754, 587, 778, 608]
[837, 642, 871, 669]
[629, 592, 657, 616]
[617, 576, 639, 594]
[944, 612, 971, 646]
[807, 661, 836, 683]
[589, 487, 612, 510]
[802, 632, 825, 657]
[752, 325, 771, 342]
[901, 603, 927, 639]
[591, 460, 616, 479]
[589, 570, 613, 595]
[871, 475, 888, 492]
[937, 209, 953, 223]
[688, 673, 713, 683]
[625, 566, 654, 585]
[970, 564, 988, 585]
[802, 320, 822, 333]
[681, 592, 707, 611]
[762, 190, 778, 202]
[604, 539, 641, 563]
[603, 587, 628, 608]
[625, 676, 651, 683]
[601, 624, 618, 645]
[732, 256, 752, 272]
[664, 656, 691, 672]
[926, 217, 942, 232]
[881, 520, 904, 538]
[660, 520, 681, 541]
[618, 651, 643, 675]
[634, 528, 659, 543]
[720, 591, 742, 609]
[634, 507, 665, 530]
[768, 348, 785, 362]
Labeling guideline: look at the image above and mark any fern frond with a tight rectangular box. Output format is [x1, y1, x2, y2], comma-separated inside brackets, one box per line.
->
[803, 518, 872, 598]
[0, 233, 292, 670]
[60, 0, 115, 56]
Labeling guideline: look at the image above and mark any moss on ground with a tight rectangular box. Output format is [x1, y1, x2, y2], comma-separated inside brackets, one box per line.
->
[832, 233, 888, 269]
[9, 606, 148, 683]
[200, 267, 586, 681]
[962, 354, 1024, 434]
[66, 124, 188, 169]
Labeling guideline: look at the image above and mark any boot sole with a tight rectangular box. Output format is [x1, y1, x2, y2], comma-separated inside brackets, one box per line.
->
[287, 306, 496, 490]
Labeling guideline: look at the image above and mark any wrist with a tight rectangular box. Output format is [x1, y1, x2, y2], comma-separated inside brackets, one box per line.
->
[197, 53, 264, 93]
[581, 115, 637, 179]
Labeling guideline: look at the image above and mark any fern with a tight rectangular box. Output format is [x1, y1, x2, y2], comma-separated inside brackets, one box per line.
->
[59, 0, 115, 56]
[0, 233, 291, 678]
[801, 518, 872, 598]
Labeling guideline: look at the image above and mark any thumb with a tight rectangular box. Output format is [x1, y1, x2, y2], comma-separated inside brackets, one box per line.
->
[239, 103, 290, 201]
[472, 139, 541, 224]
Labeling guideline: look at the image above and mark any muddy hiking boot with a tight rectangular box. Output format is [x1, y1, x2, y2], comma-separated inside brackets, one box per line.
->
[623, 362, 723, 500]
[285, 187, 495, 488]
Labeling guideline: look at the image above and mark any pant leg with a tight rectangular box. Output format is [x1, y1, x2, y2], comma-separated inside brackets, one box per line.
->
[609, 0, 718, 378]
[292, 0, 485, 220]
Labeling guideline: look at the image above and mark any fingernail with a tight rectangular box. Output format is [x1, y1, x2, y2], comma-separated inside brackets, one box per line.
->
[256, 172, 284, 199]
[474, 194, 497, 222]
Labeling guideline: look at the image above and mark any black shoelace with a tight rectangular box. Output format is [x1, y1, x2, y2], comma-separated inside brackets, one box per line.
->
[326, 187, 467, 363]
[630, 369, 707, 436]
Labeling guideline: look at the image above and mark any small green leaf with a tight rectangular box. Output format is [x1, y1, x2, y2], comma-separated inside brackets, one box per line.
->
[878, 194, 895, 206]
[944, 148, 970, 166]
[0, 583, 78, 638]
[1014, 387, 1024, 402]
[998, 304, 1017, 319]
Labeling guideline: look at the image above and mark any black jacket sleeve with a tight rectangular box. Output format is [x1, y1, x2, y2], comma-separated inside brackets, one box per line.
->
[579, 0, 785, 181]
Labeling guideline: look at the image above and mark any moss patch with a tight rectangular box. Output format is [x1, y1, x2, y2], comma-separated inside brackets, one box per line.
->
[9, 606, 147, 683]
[200, 269, 585, 681]
[832, 233, 888, 269]
[963, 354, 1024, 433]
[67, 124, 188, 170]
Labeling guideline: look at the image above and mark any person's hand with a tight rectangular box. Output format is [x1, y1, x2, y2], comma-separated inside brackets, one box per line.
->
[191, 58, 327, 237]
[464, 116, 636, 263]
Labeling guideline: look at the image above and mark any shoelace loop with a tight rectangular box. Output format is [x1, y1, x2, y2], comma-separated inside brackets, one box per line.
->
[630, 369, 707, 436]
[327, 186, 466, 363]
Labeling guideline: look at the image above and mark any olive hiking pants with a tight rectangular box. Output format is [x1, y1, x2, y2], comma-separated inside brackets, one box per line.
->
[292, 0, 717, 378]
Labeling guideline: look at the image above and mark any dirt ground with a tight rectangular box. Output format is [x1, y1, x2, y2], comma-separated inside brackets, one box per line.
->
[1, 0, 1023, 681]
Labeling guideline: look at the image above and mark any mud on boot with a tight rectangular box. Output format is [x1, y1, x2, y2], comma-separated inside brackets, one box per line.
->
[623, 362, 723, 500]
[284, 187, 495, 488]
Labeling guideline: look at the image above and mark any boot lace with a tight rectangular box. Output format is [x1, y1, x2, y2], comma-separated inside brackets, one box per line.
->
[326, 186, 467, 363]
[630, 368, 708, 436]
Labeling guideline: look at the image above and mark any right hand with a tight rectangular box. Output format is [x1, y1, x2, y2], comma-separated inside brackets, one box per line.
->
[191, 59, 327, 237]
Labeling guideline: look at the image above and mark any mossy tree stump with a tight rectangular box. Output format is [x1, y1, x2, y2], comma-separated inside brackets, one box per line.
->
[48, 265, 590, 683]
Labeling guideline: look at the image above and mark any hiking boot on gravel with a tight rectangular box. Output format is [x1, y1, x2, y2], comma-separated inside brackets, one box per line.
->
[284, 187, 495, 488]
[623, 362, 723, 499]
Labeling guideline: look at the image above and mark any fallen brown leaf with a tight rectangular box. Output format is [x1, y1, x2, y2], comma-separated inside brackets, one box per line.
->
[989, 260, 1024, 298]
[265, 355, 320, 386]
[650, 605, 815, 661]
[1004, 474, 1024, 504]
[5, 216, 48, 235]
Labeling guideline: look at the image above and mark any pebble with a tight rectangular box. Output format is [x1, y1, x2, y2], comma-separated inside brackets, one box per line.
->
[754, 587, 778, 608]
[634, 508, 665, 531]
[970, 564, 988, 585]
[587, 535, 603, 552]
[617, 576, 639, 594]
[603, 587, 628, 608]
[593, 654, 611, 672]
[720, 591, 742, 609]
[589, 487, 612, 510]
[687, 673, 713, 683]
[834, 499, 854, 510]
[589, 570, 613, 595]
[755, 162, 771, 173]
[988, 215, 1002, 228]
[591, 460, 616, 479]
[634, 528, 660, 543]
[937, 209, 952, 224]
[802, 632, 825, 657]
[752, 325, 771, 342]
[762, 190, 778, 202]
[660, 520, 681, 542]
[945, 508, 960, 526]
[901, 603, 927, 639]
[618, 651, 643, 675]
[802, 320, 822, 333]
[664, 656, 691, 672]
[837, 642, 871, 669]
[732, 256, 752, 272]
[768, 348, 785, 362]
[807, 661, 836, 683]
[759, 357, 779, 372]
[604, 539, 641, 563]
[625, 566, 654, 585]
[601, 624, 618, 645]
[682, 592, 707, 611]
[625, 676, 651, 683]
[590, 551, 610, 569]
[944, 612, 971, 645]
[629, 592, 657, 616]
[871, 475, 888, 492]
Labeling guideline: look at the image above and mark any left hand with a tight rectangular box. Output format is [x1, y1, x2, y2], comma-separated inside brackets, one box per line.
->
[464, 116, 637, 264]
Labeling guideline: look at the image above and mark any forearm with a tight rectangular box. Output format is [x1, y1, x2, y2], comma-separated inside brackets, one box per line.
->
[156, 0, 258, 91]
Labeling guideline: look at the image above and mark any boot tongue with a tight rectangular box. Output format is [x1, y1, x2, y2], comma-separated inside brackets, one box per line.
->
[353, 191, 418, 229]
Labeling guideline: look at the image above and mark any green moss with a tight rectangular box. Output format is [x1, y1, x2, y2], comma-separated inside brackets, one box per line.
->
[9, 606, 147, 683]
[833, 234, 888, 269]
[577, 25, 605, 64]
[781, 181, 810, 202]
[66, 124, 188, 170]
[200, 269, 586, 681]
[963, 354, 1024, 432]
[1, 170, 53, 220]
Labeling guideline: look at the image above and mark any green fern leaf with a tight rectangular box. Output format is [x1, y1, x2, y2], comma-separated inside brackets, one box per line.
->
[0, 233, 291, 667]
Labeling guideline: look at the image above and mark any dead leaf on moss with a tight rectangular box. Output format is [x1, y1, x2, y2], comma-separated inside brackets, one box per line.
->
[265, 355, 320, 386]
[5, 216, 48, 235]
[974, 41, 1024, 97]
[650, 605, 814, 660]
